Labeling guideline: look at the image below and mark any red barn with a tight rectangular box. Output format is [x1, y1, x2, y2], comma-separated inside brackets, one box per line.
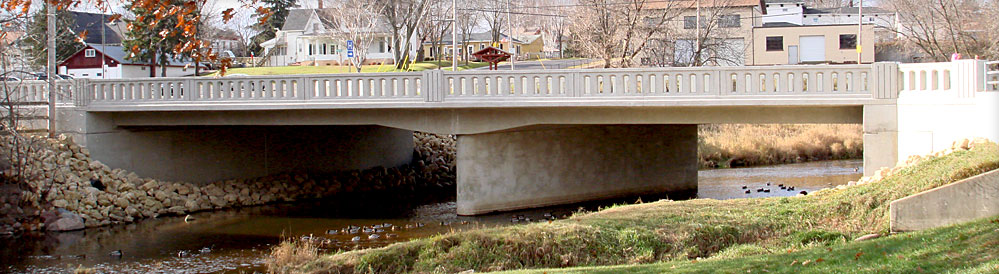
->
[58, 45, 204, 79]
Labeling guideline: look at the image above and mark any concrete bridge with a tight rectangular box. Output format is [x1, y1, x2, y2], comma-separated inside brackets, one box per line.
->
[5, 60, 998, 215]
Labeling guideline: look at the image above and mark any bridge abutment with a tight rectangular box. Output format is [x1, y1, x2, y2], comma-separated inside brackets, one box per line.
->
[59, 111, 414, 183]
[863, 104, 899, 176]
[456, 125, 697, 215]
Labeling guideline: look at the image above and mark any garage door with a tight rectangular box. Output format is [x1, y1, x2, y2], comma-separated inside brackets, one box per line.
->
[799, 35, 826, 63]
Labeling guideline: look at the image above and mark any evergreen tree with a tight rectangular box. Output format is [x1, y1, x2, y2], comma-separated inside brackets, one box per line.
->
[24, 7, 84, 69]
[248, 0, 297, 55]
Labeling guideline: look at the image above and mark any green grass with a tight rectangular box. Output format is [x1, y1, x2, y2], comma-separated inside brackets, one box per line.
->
[272, 143, 999, 274]
[210, 61, 489, 76]
[507, 217, 999, 273]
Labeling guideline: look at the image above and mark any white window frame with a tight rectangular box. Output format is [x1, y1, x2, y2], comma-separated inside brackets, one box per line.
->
[85, 49, 96, 57]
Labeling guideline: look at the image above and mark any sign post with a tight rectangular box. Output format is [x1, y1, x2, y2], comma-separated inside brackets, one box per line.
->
[346, 40, 355, 58]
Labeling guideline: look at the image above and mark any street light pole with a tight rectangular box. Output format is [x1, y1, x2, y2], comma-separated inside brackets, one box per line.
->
[858, 0, 863, 64]
[507, 0, 514, 70]
[452, 0, 457, 71]
[46, 0, 56, 138]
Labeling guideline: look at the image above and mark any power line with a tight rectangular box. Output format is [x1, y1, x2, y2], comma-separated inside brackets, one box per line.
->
[458, 7, 813, 22]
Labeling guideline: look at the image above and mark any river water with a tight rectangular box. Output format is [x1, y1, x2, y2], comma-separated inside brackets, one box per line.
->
[1, 160, 862, 274]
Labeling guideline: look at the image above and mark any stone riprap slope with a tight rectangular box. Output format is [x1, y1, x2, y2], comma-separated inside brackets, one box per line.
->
[0, 133, 457, 234]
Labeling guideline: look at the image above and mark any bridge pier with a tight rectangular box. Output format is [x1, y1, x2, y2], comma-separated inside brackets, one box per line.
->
[58, 110, 414, 183]
[456, 125, 697, 215]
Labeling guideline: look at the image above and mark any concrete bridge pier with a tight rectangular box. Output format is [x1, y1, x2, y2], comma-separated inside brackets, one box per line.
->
[456, 124, 698, 215]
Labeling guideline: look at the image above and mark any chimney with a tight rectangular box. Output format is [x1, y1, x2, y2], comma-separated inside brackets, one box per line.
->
[318, 0, 323, 9]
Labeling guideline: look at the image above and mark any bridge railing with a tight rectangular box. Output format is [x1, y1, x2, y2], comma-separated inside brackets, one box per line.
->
[0, 80, 77, 105]
[438, 65, 877, 100]
[899, 60, 993, 98]
[68, 63, 916, 107]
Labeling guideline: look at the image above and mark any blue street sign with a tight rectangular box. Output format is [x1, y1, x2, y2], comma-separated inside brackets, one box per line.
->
[346, 40, 355, 58]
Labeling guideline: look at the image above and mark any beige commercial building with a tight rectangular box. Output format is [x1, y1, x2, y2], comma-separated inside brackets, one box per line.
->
[751, 24, 875, 65]
[646, 0, 766, 66]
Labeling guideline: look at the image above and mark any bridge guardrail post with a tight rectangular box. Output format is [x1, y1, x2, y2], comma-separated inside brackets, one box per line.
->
[712, 70, 722, 96]
[872, 62, 899, 99]
[424, 70, 444, 102]
[299, 76, 313, 100]
[570, 72, 582, 97]
[183, 79, 195, 101]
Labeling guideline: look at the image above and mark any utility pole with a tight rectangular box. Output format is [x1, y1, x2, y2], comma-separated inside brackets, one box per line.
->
[857, 0, 863, 64]
[507, 0, 514, 70]
[695, 0, 700, 66]
[46, 0, 56, 138]
[452, 0, 457, 71]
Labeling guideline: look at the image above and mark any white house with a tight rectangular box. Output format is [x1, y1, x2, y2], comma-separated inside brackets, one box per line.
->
[260, 8, 396, 67]
[58, 45, 202, 79]
[763, 0, 897, 37]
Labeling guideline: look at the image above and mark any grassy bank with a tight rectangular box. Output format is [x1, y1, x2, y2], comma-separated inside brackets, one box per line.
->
[699, 124, 863, 168]
[269, 142, 998, 273]
[211, 61, 488, 76]
[509, 216, 999, 273]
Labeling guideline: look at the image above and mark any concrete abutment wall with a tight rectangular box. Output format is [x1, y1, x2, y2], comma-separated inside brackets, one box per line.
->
[456, 125, 698, 215]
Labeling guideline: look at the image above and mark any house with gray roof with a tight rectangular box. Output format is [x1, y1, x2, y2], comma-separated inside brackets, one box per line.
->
[259, 8, 399, 67]
[57, 45, 202, 78]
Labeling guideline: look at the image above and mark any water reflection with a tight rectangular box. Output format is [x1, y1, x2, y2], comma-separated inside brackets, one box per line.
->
[2, 160, 862, 273]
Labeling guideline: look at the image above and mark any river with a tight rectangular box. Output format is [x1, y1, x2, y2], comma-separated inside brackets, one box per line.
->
[1, 159, 862, 273]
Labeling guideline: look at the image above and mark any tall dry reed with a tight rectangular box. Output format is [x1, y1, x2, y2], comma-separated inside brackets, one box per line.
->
[698, 124, 863, 168]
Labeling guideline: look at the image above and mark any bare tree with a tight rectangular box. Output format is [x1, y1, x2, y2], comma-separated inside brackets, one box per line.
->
[885, 0, 999, 61]
[380, 0, 433, 70]
[569, 0, 686, 68]
[481, 0, 507, 44]
[540, 0, 570, 58]
[455, 4, 480, 65]
[417, 0, 452, 66]
[321, 0, 387, 72]
[674, 0, 746, 67]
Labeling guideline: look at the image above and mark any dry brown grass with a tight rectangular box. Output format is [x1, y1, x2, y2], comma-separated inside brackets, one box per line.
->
[267, 237, 321, 274]
[72, 266, 96, 274]
[698, 124, 863, 168]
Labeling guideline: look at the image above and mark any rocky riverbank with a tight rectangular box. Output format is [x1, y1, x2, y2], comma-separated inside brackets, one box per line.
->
[0, 132, 457, 235]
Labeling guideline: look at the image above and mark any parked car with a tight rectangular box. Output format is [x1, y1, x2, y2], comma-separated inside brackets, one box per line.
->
[32, 73, 74, 80]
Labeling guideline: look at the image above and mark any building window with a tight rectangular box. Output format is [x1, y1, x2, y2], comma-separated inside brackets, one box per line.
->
[766, 36, 783, 51]
[839, 34, 857, 50]
[379, 40, 385, 53]
[719, 15, 741, 28]
[309, 44, 313, 55]
[684, 16, 696, 29]
[85, 49, 96, 57]
[97, 73, 102, 76]
[322, 43, 327, 55]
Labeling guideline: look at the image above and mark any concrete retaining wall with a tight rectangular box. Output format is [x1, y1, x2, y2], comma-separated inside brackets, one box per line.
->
[456, 124, 698, 215]
[889, 168, 999, 232]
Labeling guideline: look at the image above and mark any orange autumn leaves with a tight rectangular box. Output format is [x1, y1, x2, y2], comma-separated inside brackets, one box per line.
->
[2, 0, 263, 75]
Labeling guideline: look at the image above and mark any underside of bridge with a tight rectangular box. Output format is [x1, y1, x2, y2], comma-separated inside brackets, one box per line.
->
[57, 104, 891, 214]
[58, 110, 414, 183]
